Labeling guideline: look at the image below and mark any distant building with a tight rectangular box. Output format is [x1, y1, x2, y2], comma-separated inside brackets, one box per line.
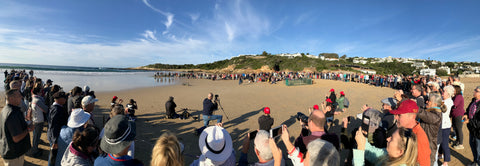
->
[359, 69, 377, 74]
[353, 59, 368, 64]
[277, 53, 301, 58]
[412, 62, 426, 69]
[438, 66, 451, 75]
[325, 58, 339, 61]
[420, 68, 436, 76]
[305, 54, 318, 59]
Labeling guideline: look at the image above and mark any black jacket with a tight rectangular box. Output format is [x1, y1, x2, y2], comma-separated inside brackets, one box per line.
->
[466, 98, 480, 139]
[202, 98, 218, 116]
[165, 99, 177, 118]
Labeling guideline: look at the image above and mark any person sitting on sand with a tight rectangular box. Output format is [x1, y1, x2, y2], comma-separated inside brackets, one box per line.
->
[258, 107, 274, 131]
[165, 96, 179, 119]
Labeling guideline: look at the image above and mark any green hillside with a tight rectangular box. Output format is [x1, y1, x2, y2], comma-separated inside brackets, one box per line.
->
[144, 51, 448, 76]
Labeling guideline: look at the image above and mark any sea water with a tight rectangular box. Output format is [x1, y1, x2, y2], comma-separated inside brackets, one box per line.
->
[0, 63, 177, 92]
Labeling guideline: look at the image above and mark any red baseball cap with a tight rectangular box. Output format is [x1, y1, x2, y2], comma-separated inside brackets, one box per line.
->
[340, 91, 345, 96]
[313, 105, 319, 110]
[329, 89, 335, 92]
[325, 98, 333, 103]
[264, 107, 271, 114]
[390, 100, 419, 115]
[113, 96, 118, 100]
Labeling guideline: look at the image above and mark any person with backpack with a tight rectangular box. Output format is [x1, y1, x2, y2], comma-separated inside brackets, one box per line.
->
[335, 91, 349, 114]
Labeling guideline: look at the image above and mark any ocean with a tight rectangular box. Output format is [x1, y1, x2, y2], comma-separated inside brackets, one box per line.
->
[0, 63, 177, 92]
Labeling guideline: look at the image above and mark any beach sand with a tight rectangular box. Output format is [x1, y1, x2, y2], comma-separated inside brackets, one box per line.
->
[0, 78, 478, 166]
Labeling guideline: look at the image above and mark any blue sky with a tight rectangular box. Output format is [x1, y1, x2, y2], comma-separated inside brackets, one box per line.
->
[0, 0, 479, 67]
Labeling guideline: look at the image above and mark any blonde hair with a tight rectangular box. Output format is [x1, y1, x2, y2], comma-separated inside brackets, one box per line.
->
[383, 127, 418, 166]
[151, 132, 183, 166]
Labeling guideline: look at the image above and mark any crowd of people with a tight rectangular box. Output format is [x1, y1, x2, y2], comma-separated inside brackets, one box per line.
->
[1, 70, 141, 166]
[153, 70, 460, 92]
[3, 68, 480, 166]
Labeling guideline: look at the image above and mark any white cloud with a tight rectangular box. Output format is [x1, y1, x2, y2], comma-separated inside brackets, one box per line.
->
[0, 27, 218, 67]
[142, 0, 175, 30]
[142, 30, 157, 41]
[210, 0, 271, 42]
[189, 13, 200, 23]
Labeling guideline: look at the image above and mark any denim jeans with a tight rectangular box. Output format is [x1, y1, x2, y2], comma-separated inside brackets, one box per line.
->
[32, 122, 44, 153]
[203, 115, 222, 126]
[470, 133, 480, 164]
[48, 142, 57, 166]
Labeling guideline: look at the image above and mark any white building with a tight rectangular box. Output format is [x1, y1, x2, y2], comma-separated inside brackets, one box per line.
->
[277, 53, 302, 58]
[412, 62, 426, 69]
[305, 54, 318, 59]
[420, 69, 436, 76]
[438, 66, 451, 75]
[353, 59, 368, 64]
[359, 69, 377, 74]
[325, 58, 339, 61]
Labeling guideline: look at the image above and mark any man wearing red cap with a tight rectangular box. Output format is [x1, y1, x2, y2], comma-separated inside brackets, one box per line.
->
[258, 107, 274, 131]
[390, 100, 431, 166]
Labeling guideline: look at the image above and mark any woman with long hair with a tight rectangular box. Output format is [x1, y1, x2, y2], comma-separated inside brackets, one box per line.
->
[354, 127, 418, 166]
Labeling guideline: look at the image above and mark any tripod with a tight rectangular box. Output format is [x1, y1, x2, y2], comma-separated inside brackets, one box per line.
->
[216, 99, 230, 120]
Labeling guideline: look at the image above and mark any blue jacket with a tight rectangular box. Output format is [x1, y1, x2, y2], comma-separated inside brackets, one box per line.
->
[56, 126, 83, 166]
[48, 102, 68, 145]
[202, 98, 218, 116]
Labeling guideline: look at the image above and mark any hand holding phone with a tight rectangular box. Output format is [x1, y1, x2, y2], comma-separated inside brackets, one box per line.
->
[270, 125, 283, 138]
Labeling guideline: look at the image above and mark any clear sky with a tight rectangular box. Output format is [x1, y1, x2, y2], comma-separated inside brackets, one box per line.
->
[1, 0, 479, 67]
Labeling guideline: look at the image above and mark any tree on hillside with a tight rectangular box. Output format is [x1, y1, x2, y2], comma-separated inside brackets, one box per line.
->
[340, 54, 347, 59]
[319, 53, 339, 58]
[445, 62, 455, 68]
[261, 51, 269, 56]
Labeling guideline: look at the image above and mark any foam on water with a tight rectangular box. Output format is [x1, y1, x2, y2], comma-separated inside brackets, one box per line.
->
[1, 63, 176, 92]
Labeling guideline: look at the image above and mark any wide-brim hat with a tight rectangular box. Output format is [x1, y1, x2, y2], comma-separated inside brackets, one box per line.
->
[100, 115, 136, 154]
[67, 108, 91, 128]
[198, 126, 233, 163]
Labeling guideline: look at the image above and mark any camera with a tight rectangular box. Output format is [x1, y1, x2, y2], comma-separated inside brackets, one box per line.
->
[214, 94, 219, 101]
[295, 112, 309, 124]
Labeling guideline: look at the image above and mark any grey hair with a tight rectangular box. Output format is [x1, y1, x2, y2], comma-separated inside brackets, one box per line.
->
[307, 139, 340, 166]
[443, 85, 455, 98]
[412, 84, 423, 93]
[429, 92, 443, 107]
[476, 86, 480, 91]
[254, 130, 273, 161]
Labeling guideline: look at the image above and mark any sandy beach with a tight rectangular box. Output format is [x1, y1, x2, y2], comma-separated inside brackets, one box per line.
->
[1, 77, 478, 166]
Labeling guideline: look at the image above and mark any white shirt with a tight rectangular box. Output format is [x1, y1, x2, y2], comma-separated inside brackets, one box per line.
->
[442, 98, 454, 129]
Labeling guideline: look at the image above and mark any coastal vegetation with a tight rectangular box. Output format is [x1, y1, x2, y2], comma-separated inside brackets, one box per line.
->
[144, 51, 477, 76]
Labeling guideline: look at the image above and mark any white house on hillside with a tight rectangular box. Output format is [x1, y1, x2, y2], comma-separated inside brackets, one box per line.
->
[438, 66, 451, 75]
[420, 68, 436, 76]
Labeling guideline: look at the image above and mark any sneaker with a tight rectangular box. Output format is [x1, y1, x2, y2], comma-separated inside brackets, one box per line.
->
[454, 144, 465, 149]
